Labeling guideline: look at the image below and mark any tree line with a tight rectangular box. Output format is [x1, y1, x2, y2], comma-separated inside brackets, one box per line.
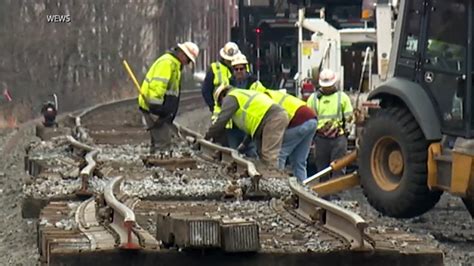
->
[0, 0, 232, 126]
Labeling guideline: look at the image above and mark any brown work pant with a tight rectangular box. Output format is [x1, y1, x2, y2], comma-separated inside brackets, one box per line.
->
[259, 111, 290, 168]
[141, 111, 173, 149]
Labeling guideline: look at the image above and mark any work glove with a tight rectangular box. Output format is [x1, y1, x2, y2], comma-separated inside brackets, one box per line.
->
[204, 132, 213, 141]
[236, 143, 247, 154]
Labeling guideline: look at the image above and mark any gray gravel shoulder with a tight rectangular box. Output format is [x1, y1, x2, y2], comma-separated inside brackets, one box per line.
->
[340, 188, 474, 266]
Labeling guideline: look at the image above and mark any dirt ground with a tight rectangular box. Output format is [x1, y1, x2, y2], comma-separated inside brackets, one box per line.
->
[0, 107, 473, 265]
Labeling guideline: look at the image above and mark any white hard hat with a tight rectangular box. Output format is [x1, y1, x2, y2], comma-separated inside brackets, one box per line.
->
[220, 42, 241, 61]
[177, 41, 199, 63]
[213, 84, 232, 104]
[319, 69, 338, 87]
[231, 54, 248, 67]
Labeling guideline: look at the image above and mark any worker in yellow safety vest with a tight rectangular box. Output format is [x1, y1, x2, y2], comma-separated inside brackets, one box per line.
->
[201, 42, 242, 145]
[262, 89, 317, 182]
[306, 69, 353, 180]
[218, 53, 267, 158]
[204, 85, 289, 168]
[139, 41, 199, 153]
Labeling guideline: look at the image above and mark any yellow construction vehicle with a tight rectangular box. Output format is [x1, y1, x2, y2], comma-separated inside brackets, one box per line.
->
[305, 0, 474, 219]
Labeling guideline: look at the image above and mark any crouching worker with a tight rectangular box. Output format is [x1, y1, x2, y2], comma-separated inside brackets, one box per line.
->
[204, 85, 289, 168]
[264, 89, 317, 182]
[139, 42, 199, 153]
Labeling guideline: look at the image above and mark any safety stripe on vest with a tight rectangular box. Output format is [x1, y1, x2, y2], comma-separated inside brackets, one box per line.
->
[165, 89, 179, 96]
[313, 93, 318, 113]
[215, 62, 222, 85]
[336, 90, 342, 118]
[278, 94, 288, 105]
[147, 97, 164, 105]
[145, 77, 170, 84]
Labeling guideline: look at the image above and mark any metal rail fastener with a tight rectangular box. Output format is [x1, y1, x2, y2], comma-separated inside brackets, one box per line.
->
[104, 176, 140, 250]
[289, 177, 371, 250]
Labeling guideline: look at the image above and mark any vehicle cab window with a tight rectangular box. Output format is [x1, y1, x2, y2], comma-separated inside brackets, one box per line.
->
[422, 0, 468, 134]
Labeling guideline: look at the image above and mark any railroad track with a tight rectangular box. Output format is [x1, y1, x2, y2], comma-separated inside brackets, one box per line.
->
[25, 92, 442, 265]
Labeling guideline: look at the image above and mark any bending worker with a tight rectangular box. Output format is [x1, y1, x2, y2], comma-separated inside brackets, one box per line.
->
[307, 69, 353, 180]
[201, 42, 241, 146]
[263, 89, 317, 182]
[225, 53, 266, 157]
[204, 85, 289, 168]
[139, 41, 199, 153]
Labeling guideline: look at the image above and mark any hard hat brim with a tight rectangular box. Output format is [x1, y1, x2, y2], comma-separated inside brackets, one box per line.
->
[220, 48, 240, 61]
[178, 43, 196, 63]
[319, 79, 337, 87]
[231, 60, 248, 67]
[213, 85, 231, 103]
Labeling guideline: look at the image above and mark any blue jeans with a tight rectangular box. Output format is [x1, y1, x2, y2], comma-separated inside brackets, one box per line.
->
[279, 119, 317, 182]
[226, 127, 258, 158]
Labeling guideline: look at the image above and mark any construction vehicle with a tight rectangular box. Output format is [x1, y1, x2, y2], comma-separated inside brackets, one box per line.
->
[232, 0, 370, 93]
[303, 0, 474, 219]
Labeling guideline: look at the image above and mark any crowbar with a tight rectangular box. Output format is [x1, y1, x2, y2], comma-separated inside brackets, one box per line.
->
[303, 150, 358, 187]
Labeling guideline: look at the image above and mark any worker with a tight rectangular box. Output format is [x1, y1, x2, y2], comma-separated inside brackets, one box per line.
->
[230, 54, 266, 91]
[225, 54, 266, 157]
[204, 85, 289, 168]
[262, 89, 317, 182]
[200, 42, 241, 146]
[138, 41, 199, 153]
[201, 42, 241, 114]
[307, 69, 353, 180]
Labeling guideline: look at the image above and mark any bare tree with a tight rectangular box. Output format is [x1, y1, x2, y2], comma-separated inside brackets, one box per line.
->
[0, 0, 232, 126]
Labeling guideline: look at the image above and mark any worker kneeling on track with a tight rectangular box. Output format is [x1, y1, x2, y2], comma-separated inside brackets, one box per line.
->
[139, 41, 199, 153]
[262, 89, 317, 182]
[204, 85, 289, 168]
[307, 69, 353, 181]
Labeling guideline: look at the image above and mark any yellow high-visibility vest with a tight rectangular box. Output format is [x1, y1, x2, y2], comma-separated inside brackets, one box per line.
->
[249, 80, 267, 92]
[211, 61, 233, 128]
[211, 62, 232, 87]
[307, 91, 353, 134]
[264, 90, 305, 120]
[228, 89, 274, 137]
[138, 53, 181, 111]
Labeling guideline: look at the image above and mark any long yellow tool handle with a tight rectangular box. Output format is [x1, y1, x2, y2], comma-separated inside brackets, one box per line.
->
[122, 60, 143, 96]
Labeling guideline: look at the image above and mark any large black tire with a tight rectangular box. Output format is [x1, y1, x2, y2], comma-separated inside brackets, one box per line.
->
[359, 106, 442, 218]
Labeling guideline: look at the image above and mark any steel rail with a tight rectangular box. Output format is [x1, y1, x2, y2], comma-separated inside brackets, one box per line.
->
[75, 89, 201, 121]
[104, 176, 141, 249]
[66, 135, 100, 194]
[288, 177, 371, 250]
[176, 124, 261, 178]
